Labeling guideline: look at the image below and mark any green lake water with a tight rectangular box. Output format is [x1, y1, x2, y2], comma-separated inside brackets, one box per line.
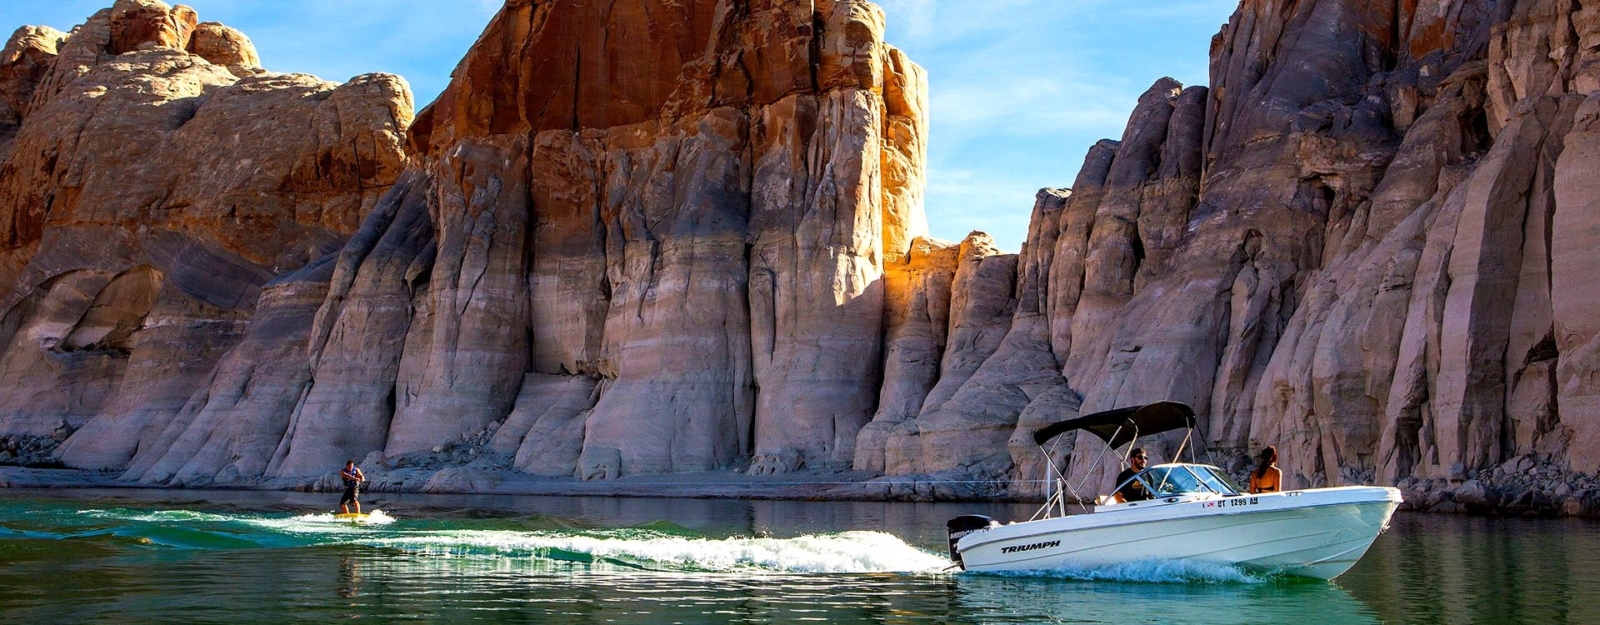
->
[1, 488, 1595, 624]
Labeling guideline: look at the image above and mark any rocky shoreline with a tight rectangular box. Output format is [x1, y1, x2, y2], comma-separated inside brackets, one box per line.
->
[9, 412, 1598, 516]
[1398, 455, 1600, 517]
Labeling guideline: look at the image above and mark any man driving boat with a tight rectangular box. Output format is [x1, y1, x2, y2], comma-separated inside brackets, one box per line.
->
[1113, 448, 1154, 502]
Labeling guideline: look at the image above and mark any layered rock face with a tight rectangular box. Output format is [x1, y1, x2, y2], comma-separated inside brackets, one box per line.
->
[356, 0, 927, 481]
[270, 0, 929, 483]
[0, 0, 411, 471]
[881, 0, 1600, 513]
[1171, 0, 1600, 505]
[0, 0, 930, 484]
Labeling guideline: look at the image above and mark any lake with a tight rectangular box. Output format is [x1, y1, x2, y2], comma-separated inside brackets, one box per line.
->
[1, 488, 1595, 623]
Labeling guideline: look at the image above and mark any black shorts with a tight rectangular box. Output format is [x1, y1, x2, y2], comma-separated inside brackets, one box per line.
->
[340, 482, 359, 505]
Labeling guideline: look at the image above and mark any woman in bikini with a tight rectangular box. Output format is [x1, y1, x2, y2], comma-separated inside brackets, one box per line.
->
[1249, 446, 1282, 494]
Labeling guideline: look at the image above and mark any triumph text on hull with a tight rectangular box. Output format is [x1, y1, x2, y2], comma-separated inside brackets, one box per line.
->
[946, 402, 1401, 580]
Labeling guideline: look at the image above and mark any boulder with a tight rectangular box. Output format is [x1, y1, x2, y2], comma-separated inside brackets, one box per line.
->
[186, 22, 259, 77]
[1452, 479, 1497, 508]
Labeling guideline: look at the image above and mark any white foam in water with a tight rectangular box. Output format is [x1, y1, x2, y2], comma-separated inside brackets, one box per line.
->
[295, 509, 395, 524]
[976, 558, 1269, 584]
[246, 509, 398, 534]
[362, 529, 951, 574]
[78, 509, 238, 524]
[78, 508, 396, 533]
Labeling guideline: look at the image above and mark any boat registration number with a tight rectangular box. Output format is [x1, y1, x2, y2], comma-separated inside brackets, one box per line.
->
[1204, 497, 1259, 509]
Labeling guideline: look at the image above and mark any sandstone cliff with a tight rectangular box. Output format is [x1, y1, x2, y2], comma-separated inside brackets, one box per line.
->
[887, 0, 1600, 515]
[0, 0, 411, 474]
[0, 0, 932, 485]
[3, 0, 1599, 516]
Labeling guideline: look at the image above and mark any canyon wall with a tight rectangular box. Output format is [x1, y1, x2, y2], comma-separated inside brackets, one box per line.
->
[0, 0, 935, 486]
[893, 0, 1600, 513]
[1, 0, 1598, 514]
[0, 0, 411, 474]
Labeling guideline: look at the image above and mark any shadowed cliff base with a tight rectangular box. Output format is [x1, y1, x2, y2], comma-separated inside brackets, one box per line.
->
[5, 462, 1598, 518]
[3, 0, 1600, 518]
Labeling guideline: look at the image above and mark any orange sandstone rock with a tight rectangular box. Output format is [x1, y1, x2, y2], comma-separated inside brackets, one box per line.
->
[0, 3, 411, 474]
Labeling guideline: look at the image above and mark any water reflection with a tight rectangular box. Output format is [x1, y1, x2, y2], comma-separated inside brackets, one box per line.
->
[238, 553, 1388, 625]
[338, 556, 360, 599]
[1339, 514, 1600, 624]
[951, 575, 1378, 624]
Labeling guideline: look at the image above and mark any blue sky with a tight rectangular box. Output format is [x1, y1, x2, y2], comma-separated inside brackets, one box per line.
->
[1, 0, 1237, 252]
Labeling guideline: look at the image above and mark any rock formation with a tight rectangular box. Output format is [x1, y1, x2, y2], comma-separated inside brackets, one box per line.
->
[0, 0, 411, 473]
[0, 0, 933, 486]
[3, 0, 1600, 516]
[849, 0, 1600, 515]
[887, 0, 1600, 515]
[354, 0, 928, 482]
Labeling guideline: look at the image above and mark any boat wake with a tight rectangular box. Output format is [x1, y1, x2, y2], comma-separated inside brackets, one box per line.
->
[970, 558, 1272, 584]
[61, 507, 948, 575]
[360, 529, 950, 574]
[78, 508, 239, 524]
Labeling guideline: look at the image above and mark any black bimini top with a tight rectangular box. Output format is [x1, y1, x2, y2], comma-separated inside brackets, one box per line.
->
[1031, 401, 1196, 448]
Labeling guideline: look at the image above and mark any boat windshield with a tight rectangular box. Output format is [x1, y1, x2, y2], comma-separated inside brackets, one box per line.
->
[1139, 466, 1206, 496]
[1192, 465, 1245, 495]
[1137, 464, 1242, 497]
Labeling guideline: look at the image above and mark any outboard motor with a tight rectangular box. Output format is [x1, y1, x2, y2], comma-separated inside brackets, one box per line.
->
[945, 515, 997, 568]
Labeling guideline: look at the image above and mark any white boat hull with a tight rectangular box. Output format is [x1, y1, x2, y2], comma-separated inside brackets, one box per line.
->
[955, 486, 1401, 580]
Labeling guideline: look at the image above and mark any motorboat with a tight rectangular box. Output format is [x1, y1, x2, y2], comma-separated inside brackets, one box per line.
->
[946, 402, 1401, 580]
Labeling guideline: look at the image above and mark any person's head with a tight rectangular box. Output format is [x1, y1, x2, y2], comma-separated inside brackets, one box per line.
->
[1254, 446, 1277, 478]
[345, 460, 355, 469]
[1129, 447, 1149, 469]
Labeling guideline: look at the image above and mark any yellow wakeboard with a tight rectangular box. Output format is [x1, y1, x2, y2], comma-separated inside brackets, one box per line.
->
[333, 512, 370, 523]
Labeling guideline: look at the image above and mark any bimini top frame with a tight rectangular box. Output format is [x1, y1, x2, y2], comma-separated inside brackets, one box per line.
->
[1029, 401, 1199, 519]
